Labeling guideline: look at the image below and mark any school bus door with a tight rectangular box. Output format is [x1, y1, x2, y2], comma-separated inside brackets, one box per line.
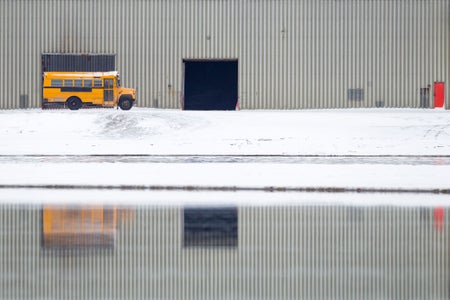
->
[104, 78, 114, 105]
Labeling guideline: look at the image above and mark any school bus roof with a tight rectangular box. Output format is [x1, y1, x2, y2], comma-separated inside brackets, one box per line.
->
[43, 71, 119, 78]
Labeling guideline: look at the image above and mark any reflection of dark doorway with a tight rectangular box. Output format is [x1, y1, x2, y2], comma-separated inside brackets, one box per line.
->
[183, 60, 238, 110]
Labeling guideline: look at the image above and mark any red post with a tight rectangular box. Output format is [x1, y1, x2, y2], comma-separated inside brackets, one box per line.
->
[434, 82, 445, 108]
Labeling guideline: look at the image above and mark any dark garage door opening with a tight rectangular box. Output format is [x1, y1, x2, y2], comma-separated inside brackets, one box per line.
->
[183, 60, 238, 110]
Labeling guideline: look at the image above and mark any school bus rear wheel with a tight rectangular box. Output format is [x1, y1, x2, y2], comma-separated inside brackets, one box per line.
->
[119, 97, 133, 111]
[67, 97, 82, 110]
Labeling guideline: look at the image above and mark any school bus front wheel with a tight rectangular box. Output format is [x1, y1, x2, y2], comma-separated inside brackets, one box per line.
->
[118, 96, 133, 110]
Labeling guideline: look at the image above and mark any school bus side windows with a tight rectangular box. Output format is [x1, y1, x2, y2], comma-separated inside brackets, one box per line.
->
[51, 79, 62, 87]
[64, 79, 73, 87]
[94, 79, 102, 87]
[74, 80, 82, 87]
[84, 79, 92, 87]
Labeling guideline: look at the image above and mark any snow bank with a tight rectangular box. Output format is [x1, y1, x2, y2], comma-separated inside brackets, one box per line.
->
[1, 188, 449, 207]
[1, 161, 450, 190]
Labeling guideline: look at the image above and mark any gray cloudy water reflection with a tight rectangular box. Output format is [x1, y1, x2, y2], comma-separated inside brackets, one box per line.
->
[0, 193, 449, 300]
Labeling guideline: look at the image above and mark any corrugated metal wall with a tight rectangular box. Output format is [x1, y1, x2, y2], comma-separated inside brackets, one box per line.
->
[0, 0, 448, 109]
[0, 204, 449, 299]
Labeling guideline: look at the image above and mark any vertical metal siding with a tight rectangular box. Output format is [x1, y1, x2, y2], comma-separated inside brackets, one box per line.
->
[0, 204, 449, 299]
[0, 0, 448, 109]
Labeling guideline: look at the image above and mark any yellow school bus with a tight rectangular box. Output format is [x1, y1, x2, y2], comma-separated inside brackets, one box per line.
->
[42, 71, 136, 110]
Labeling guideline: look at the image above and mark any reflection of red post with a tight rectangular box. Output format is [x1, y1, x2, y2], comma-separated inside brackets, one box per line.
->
[434, 207, 444, 232]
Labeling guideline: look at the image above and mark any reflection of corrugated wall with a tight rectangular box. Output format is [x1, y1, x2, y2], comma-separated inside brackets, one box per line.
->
[0, 0, 448, 109]
[0, 204, 448, 299]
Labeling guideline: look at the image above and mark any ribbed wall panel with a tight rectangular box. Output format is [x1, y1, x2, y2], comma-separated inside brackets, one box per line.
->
[0, 204, 449, 299]
[0, 0, 448, 109]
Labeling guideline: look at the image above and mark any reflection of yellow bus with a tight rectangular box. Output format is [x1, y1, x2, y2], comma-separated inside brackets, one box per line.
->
[43, 205, 116, 247]
[42, 71, 136, 110]
[42, 205, 135, 248]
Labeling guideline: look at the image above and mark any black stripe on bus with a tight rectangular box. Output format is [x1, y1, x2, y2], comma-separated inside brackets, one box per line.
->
[60, 87, 93, 92]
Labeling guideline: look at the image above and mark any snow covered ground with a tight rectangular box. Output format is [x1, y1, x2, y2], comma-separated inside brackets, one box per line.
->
[0, 108, 450, 193]
[1, 108, 450, 156]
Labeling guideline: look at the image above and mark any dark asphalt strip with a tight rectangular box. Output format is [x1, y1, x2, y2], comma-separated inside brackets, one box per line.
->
[1, 154, 450, 165]
[1, 184, 449, 194]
